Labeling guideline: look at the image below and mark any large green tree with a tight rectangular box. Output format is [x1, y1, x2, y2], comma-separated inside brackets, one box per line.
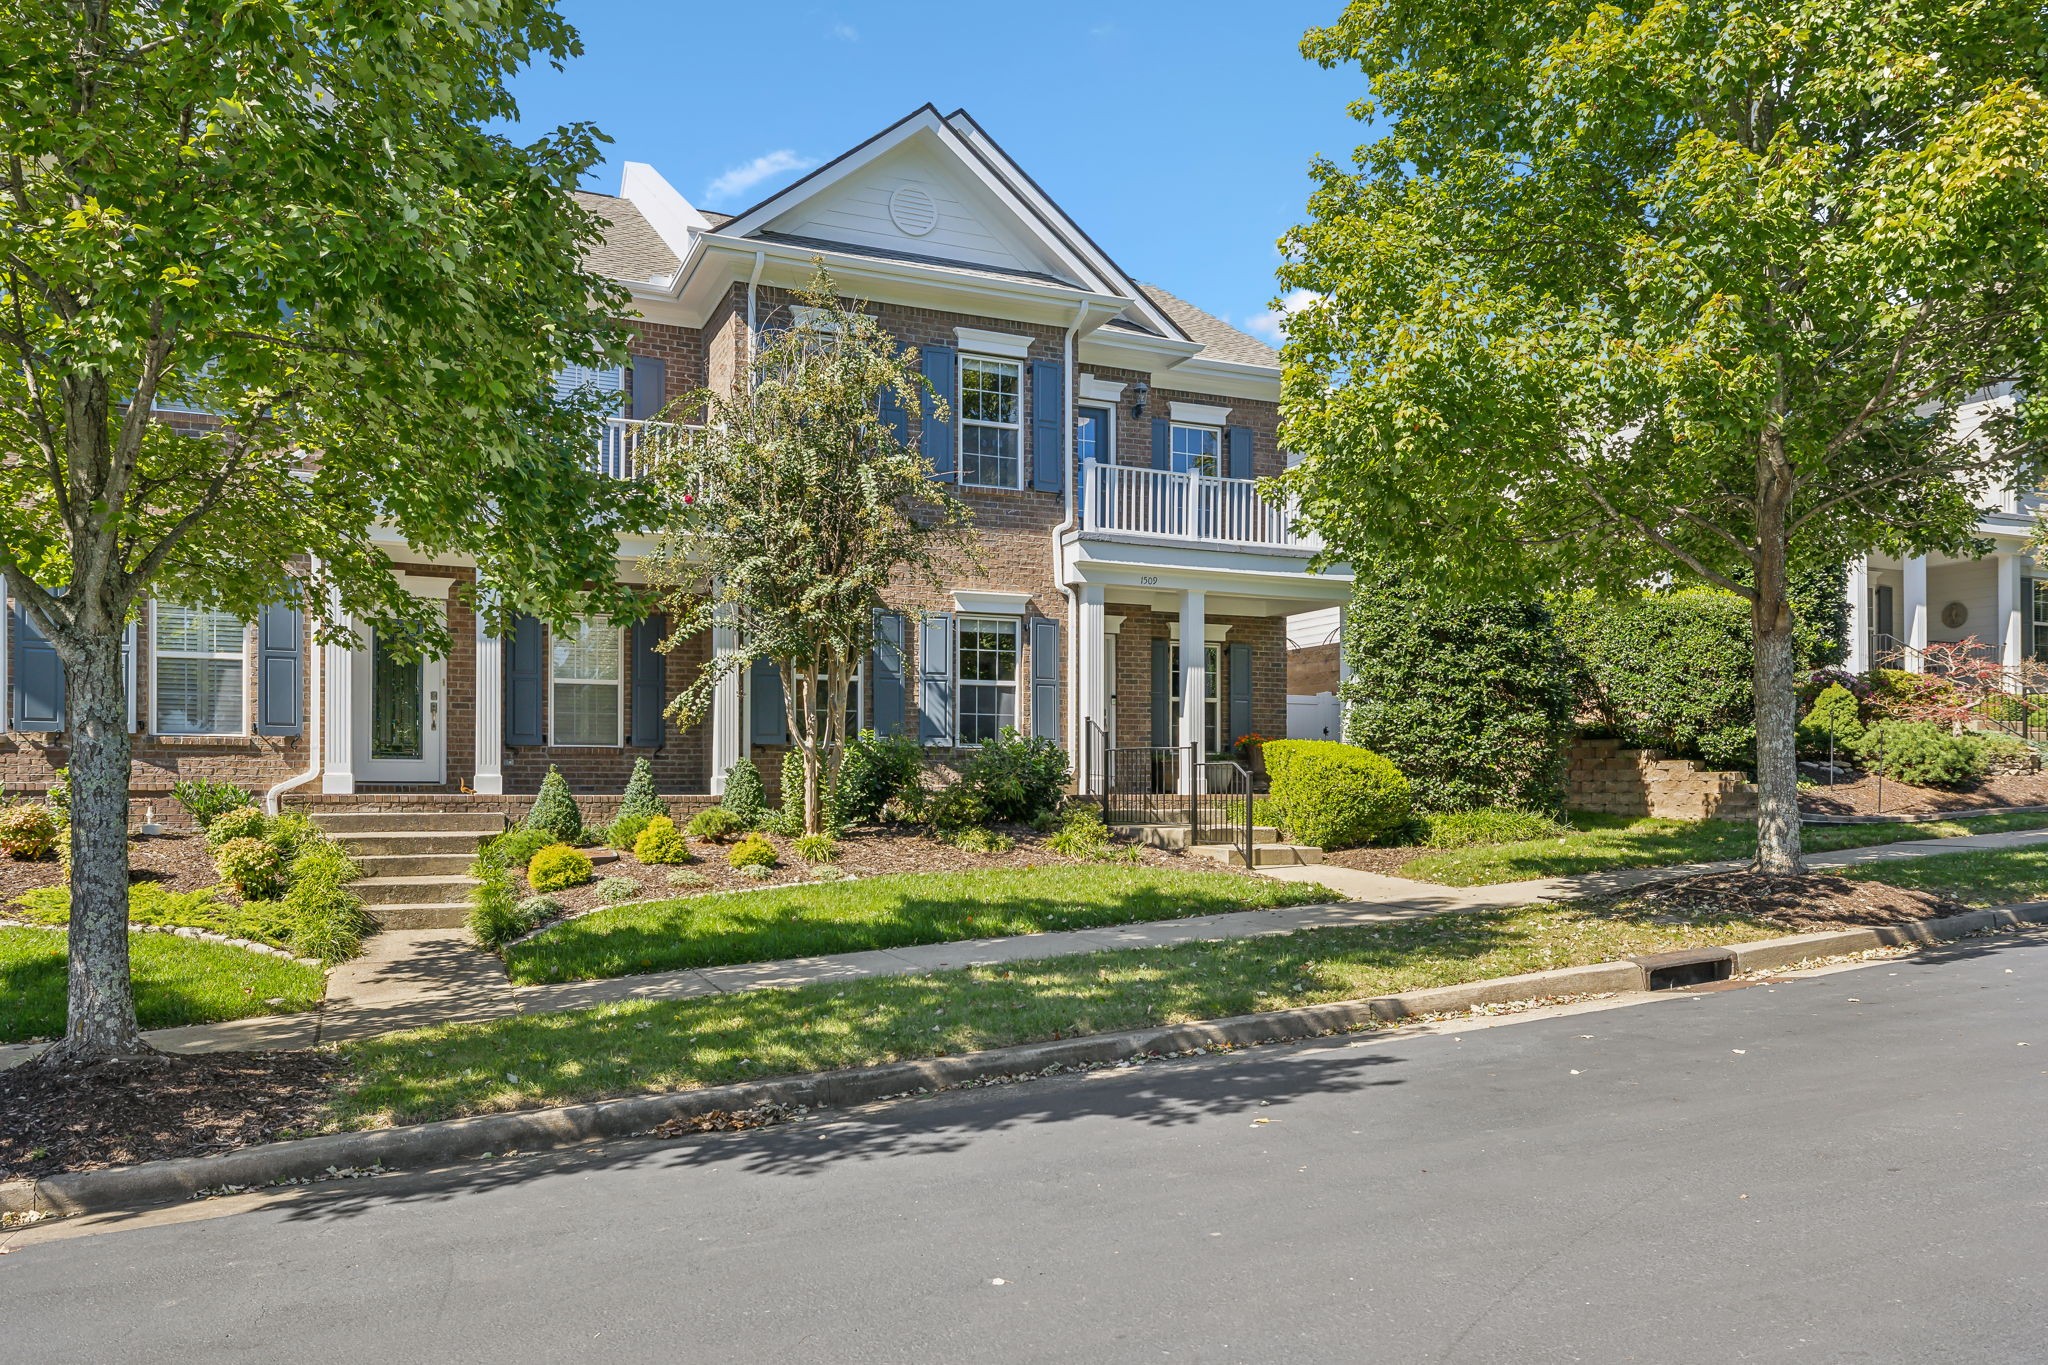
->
[1278, 0, 2048, 872]
[1, 1, 643, 1064]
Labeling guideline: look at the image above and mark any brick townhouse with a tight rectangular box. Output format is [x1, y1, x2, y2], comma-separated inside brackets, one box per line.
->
[1, 105, 1354, 820]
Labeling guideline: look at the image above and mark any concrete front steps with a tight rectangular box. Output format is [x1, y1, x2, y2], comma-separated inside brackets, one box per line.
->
[311, 809, 507, 930]
[1114, 822, 1325, 869]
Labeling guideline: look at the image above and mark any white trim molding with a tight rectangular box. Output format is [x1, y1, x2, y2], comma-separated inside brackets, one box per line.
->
[1170, 400, 1232, 427]
[952, 589, 1035, 616]
[954, 326, 1034, 359]
[1079, 374, 1126, 404]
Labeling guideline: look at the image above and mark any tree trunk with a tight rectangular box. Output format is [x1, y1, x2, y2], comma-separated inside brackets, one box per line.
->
[1751, 464, 1804, 875]
[44, 620, 151, 1064]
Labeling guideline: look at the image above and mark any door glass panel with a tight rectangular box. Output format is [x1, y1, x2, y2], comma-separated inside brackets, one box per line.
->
[371, 630, 424, 760]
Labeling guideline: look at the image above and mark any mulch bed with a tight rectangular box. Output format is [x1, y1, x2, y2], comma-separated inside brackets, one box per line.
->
[1630, 870, 1971, 934]
[542, 824, 1223, 913]
[0, 831, 219, 907]
[1799, 770, 2048, 819]
[1317, 846, 1432, 878]
[0, 1049, 345, 1183]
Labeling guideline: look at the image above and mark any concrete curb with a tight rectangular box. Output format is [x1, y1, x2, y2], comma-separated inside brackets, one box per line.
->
[9, 901, 2048, 1220]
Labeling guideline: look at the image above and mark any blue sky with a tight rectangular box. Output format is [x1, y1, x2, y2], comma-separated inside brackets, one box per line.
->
[507, 1, 1370, 343]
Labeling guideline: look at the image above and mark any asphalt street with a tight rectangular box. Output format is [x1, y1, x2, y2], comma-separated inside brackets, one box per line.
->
[7, 934, 2047, 1363]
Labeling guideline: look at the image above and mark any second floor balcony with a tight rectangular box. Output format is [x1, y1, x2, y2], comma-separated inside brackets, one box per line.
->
[1078, 460, 1319, 553]
[592, 416, 693, 482]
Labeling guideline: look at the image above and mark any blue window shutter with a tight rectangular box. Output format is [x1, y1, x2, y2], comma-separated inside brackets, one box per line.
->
[504, 614, 545, 746]
[1151, 417, 1172, 471]
[1226, 426, 1254, 481]
[1150, 637, 1171, 746]
[1227, 641, 1253, 745]
[918, 612, 955, 746]
[871, 610, 907, 737]
[919, 345, 956, 479]
[878, 384, 912, 448]
[255, 601, 304, 736]
[1030, 360, 1064, 492]
[1029, 617, 1061, 741]
[748, 655, 787, 746]
[12, 600, 64, 733]
[630, 355, 666, 422]
[630, 615, 667, 746]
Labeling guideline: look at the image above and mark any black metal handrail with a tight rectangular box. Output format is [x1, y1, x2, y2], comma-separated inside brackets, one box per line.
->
[1084, 721, 1253, 867]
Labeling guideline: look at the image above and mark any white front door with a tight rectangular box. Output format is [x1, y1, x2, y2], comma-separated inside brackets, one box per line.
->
[352, 623, 447, 784]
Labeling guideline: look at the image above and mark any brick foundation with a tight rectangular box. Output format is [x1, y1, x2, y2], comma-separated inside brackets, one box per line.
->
[1566, 738, 1758, 820]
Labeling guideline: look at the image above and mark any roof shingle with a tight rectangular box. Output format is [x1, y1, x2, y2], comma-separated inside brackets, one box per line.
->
[1137, 283, 1279, 369]
[571, 191, 681, 283]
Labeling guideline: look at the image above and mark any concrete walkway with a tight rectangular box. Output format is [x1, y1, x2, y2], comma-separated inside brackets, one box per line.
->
[6, 823, 2044, 1069]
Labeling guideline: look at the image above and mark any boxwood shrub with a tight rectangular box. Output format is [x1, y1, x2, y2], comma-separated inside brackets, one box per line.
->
[527, 842, 595, 892]
[1262, 740, 1412, 850]
[1850, 720, 1984, 788]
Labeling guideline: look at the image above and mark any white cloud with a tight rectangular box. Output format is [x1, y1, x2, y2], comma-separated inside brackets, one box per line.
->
[832, 21, 859, 41]
[705, 150, 817, 206]
[1244, 289, 1319, 345]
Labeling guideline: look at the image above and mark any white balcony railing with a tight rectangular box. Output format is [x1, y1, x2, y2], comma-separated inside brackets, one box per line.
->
[1079, 461, 1317, 551]
[593, 416, 693, 481]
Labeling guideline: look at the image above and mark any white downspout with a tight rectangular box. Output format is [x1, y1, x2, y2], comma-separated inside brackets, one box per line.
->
[265, 560, 325, 814]
[1053, 300, 1090, 780]
[744, 249, 767, 372]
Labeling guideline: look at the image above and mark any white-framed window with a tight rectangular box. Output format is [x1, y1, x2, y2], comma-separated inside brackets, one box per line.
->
[959, 355, 1023, 489]
[1170, 423, 1221, 477]
[551, 616, 623, 747]
[151, 602, 246, 735]
[957, 616, 1020, 745]
[802, 659, 863, 740]
[1169, 643, 1222, 755]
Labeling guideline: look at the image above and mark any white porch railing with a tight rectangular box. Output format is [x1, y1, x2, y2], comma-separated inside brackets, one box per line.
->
[593, 417, 693, 481]
[1080, 461, 1316, 551]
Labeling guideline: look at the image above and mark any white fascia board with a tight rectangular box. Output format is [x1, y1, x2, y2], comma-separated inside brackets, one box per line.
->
[954, 326, 1034, 358]
[952, 589, 1037, 615]
[1077, 327, 1204, 375]
[1170, 400, 1233, 427]
[1079, 375, 1126, 403]
[1161, 356, 1282, 403]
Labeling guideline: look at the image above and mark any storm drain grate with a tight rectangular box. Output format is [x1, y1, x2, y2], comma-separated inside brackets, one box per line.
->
[1631, 947, 1736, 991]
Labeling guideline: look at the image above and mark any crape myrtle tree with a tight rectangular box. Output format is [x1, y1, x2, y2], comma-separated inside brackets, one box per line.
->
[645, 268, 978, 836]
[1, 1, 650, 1064]
[1276, 0, 2048, 872]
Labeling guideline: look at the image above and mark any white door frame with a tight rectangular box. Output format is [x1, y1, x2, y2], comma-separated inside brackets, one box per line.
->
[351, 576, 449, 784]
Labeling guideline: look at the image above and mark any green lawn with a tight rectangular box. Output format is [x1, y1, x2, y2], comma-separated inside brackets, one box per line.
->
[503, 865, 1337, 985]
[0, 926, 325, 1044]
[1838, 845, 2048, 908]
[337, 901, 1783, 1128]
[1395, 810, 2048, 886]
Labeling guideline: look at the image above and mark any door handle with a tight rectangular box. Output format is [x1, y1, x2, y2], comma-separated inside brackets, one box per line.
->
[430, 690, 439, 731]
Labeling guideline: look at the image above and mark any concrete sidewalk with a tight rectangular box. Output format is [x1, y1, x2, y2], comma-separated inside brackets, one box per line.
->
[6, 822, 2043, 1068]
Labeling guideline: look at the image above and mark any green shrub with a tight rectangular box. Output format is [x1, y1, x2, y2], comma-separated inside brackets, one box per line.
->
[721, 760, 769, 828]
[264, 812, 324, 864]
[519, 894, 564, 925]
[1553, 588, 1760, 770]
[924, 782, 990, 834]
[616, 756, 666, 825]
[597, 875, 641, 902]
[1965, 731, 2038, 774]
[1415, 807, 1572, 849]
[0, 802, 59, 860]
[791, 833, 839, 864]
[1341, 574, 1574, 812]
[44, 767, 69, 826]
[727, 833, 778, 869]
[633, 815, 692, 864]
[604, 812, 653, 850]
[955, 727, 1068, 824]
[780, 749, 840, 834]
[523, 767, 583, 843]
[947, 826, 1014, 854]
[1263, 740, 1413, 850]
[484, 827, 554, 870]
[736, 863, 773, 881]
[665, 868, 707, 888]
[1251, 796, 1288, 836]
[1045, 807, 1112, 859]
[686, 806, 742, 842]
[1851, 720, 1984, 788]
[527, 842, 594, 892]
[1797, 683, 1866, 757]
[836, 730, 923, 824]
[467, 863, 527, 950]
[171, 777, 256, 832]
[203, 803, 268, 848]
[214, 835, 286, 899]
[281, 879, 369, 963]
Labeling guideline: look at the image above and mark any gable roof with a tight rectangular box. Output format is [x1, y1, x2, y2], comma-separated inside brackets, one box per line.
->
[571, 191, 681, 283]
[1138, 284, 1279, 368]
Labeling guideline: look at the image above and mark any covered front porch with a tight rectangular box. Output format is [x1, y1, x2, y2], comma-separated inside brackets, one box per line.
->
[1850, 526, 2038, 675]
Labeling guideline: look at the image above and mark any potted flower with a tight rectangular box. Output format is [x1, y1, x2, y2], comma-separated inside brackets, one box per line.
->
[1232, 732, 1269, 777]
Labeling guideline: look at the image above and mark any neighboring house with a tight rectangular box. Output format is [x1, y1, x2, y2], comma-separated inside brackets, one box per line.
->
[0, 105, 1352, 812]
[1845, 385, 2036, 676]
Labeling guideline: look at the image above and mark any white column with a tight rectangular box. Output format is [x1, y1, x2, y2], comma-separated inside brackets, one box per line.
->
[1178, 588, 1205, 793]
[471, 584, 504, 795]
[321, 600, 356, 794]
[1076, 585, 1107, 792]
[1903, 554, 1929, 672]
[1997, 551, 2024, 679]
[1845, 557, 1871, 674]
[709, 599, 741, 796]
[1333, 601, 1351, 743]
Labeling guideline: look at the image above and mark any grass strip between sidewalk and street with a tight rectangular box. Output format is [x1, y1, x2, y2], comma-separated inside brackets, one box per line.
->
[335, 900, 1788, 1130]
[1837, 845, 2048, 907]
[503, 865, 1337, 985]
[0, 927, 325, 1045]
[1396, 810, 2048, 886]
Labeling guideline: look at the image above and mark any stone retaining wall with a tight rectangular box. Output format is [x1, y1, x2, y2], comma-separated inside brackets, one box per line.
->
[1566, 738, 1758, 821]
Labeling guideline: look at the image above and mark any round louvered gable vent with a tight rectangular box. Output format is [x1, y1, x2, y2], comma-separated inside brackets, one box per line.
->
[889, 184, 939, 237]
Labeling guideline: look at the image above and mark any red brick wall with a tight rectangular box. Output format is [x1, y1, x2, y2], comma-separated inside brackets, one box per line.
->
[1105, 606, 1286, 752]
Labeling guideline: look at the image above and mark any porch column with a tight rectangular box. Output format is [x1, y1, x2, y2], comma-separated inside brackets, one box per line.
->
[1076, 584, 1107, 793]
[1178, 587, 1205, 793]
[1903, 554, 1929, 672]
[709, 597, 741, 795]
[1997, 551, 2024, 679]
[471, 584, 504, 795]
[1845, 557, 1871, 674]
[321, 596, 355, 794]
